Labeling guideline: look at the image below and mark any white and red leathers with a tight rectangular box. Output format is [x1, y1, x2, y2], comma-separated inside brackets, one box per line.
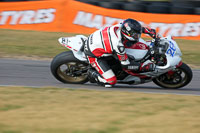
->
[84, 23, 130, 85]
[84, 24, 155, 86]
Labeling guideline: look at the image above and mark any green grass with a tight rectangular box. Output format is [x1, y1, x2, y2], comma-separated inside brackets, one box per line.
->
[0, 105, 23, 111]
[0, 86, 200, 133]
[0, 29, 77, 58]
[174, 39, 200, 67]
[0, 29, 199, 68]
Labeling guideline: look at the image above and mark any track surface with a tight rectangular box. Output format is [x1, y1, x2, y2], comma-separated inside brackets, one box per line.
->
[0, 58, 199, 95]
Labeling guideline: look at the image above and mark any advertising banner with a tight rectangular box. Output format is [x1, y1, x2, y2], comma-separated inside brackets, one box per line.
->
[0, 0, 65, 32]
[64, 0, 200, 40]
[0, 0, 200, 40]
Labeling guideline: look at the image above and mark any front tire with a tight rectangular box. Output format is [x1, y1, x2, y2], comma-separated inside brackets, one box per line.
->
[51, 51, 89, 84]
[153, 63, 193, 89]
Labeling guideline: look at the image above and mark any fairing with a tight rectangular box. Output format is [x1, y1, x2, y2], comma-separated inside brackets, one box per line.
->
[58, 35, 87, 61]
[125, 38, 149, 60]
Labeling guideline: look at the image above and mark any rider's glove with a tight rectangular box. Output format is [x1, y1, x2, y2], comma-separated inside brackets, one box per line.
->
[142, 27, 156, 38]
[139, 60, 155, 72]
[148, 29, 156, 38]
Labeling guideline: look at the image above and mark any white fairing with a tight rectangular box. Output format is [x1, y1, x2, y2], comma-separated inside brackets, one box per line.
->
[126, 35, 182, 70]
[125, 38, 149, 60]
[58, 35, 87, 61]
[121, 35, 182, 83]
[125, 49, 148, 60]
[156, 35, 182, 70]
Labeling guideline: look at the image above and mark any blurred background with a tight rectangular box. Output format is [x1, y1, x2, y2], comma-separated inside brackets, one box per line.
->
[76, 0, 200, 15]
[0, 0, 200, 15]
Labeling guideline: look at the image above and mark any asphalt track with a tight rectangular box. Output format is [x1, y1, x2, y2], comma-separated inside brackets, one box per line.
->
[0, 58, 200, 96]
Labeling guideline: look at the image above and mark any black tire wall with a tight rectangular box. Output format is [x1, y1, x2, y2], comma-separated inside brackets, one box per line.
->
[51, 51, 89, 84]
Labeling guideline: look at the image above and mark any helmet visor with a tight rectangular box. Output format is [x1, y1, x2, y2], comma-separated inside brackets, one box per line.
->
[122, 32, 141, 41]
[131, 32, 141, 40]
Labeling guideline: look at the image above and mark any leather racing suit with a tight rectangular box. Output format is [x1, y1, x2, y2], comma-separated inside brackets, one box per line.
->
[84, 23, 156, 86]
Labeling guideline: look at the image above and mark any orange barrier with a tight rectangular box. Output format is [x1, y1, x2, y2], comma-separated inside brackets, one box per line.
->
[0, 0, 200, 40]
[0, 0, 65, 32]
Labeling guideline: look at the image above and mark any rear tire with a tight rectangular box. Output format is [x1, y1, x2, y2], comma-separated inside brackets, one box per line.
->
[153, 63, 193, 89]
[51, 51, 89, 84]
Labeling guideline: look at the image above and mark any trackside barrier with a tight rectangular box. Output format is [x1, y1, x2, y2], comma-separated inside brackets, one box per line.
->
[0, 0, 200, 40]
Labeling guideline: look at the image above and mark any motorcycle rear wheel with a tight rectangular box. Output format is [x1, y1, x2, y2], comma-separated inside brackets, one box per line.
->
[153, 63, 193, 89]
[51, 51, 89, 84]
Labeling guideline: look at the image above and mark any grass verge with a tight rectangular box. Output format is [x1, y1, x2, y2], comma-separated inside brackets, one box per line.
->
[0, 29, 200, 68]
[0, 86, 200, 133]
[0, 29, 76, 59]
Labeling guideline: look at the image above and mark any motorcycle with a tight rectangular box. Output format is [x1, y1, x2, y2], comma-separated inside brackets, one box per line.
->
[51, 34, 193, 89]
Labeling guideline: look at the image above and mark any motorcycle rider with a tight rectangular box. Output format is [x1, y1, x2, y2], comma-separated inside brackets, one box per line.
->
[84, 18, 156, 87]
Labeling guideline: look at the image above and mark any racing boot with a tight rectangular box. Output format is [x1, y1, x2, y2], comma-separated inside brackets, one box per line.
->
[87, 69, 100, 83]
[139, 60, 155, 72]
[87, 69, 112, 88]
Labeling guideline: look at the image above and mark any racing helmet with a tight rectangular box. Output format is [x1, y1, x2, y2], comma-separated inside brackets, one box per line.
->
[121, 18, 142, 46]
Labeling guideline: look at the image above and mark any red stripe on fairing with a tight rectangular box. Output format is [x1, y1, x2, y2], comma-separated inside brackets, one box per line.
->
[88, 57, 103, 75]
[176, 61, 183, 68]
[62, 44, 72, 49]
[123, 69, 149, 79]
[124, 42, 149, 50]
[102, 27, 112, 53]
[105, 76, 117, 85]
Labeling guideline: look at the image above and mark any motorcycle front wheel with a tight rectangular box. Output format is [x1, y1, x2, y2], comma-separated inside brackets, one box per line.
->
[153, 63, 193, 89]
[51, 51, 89, 84]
